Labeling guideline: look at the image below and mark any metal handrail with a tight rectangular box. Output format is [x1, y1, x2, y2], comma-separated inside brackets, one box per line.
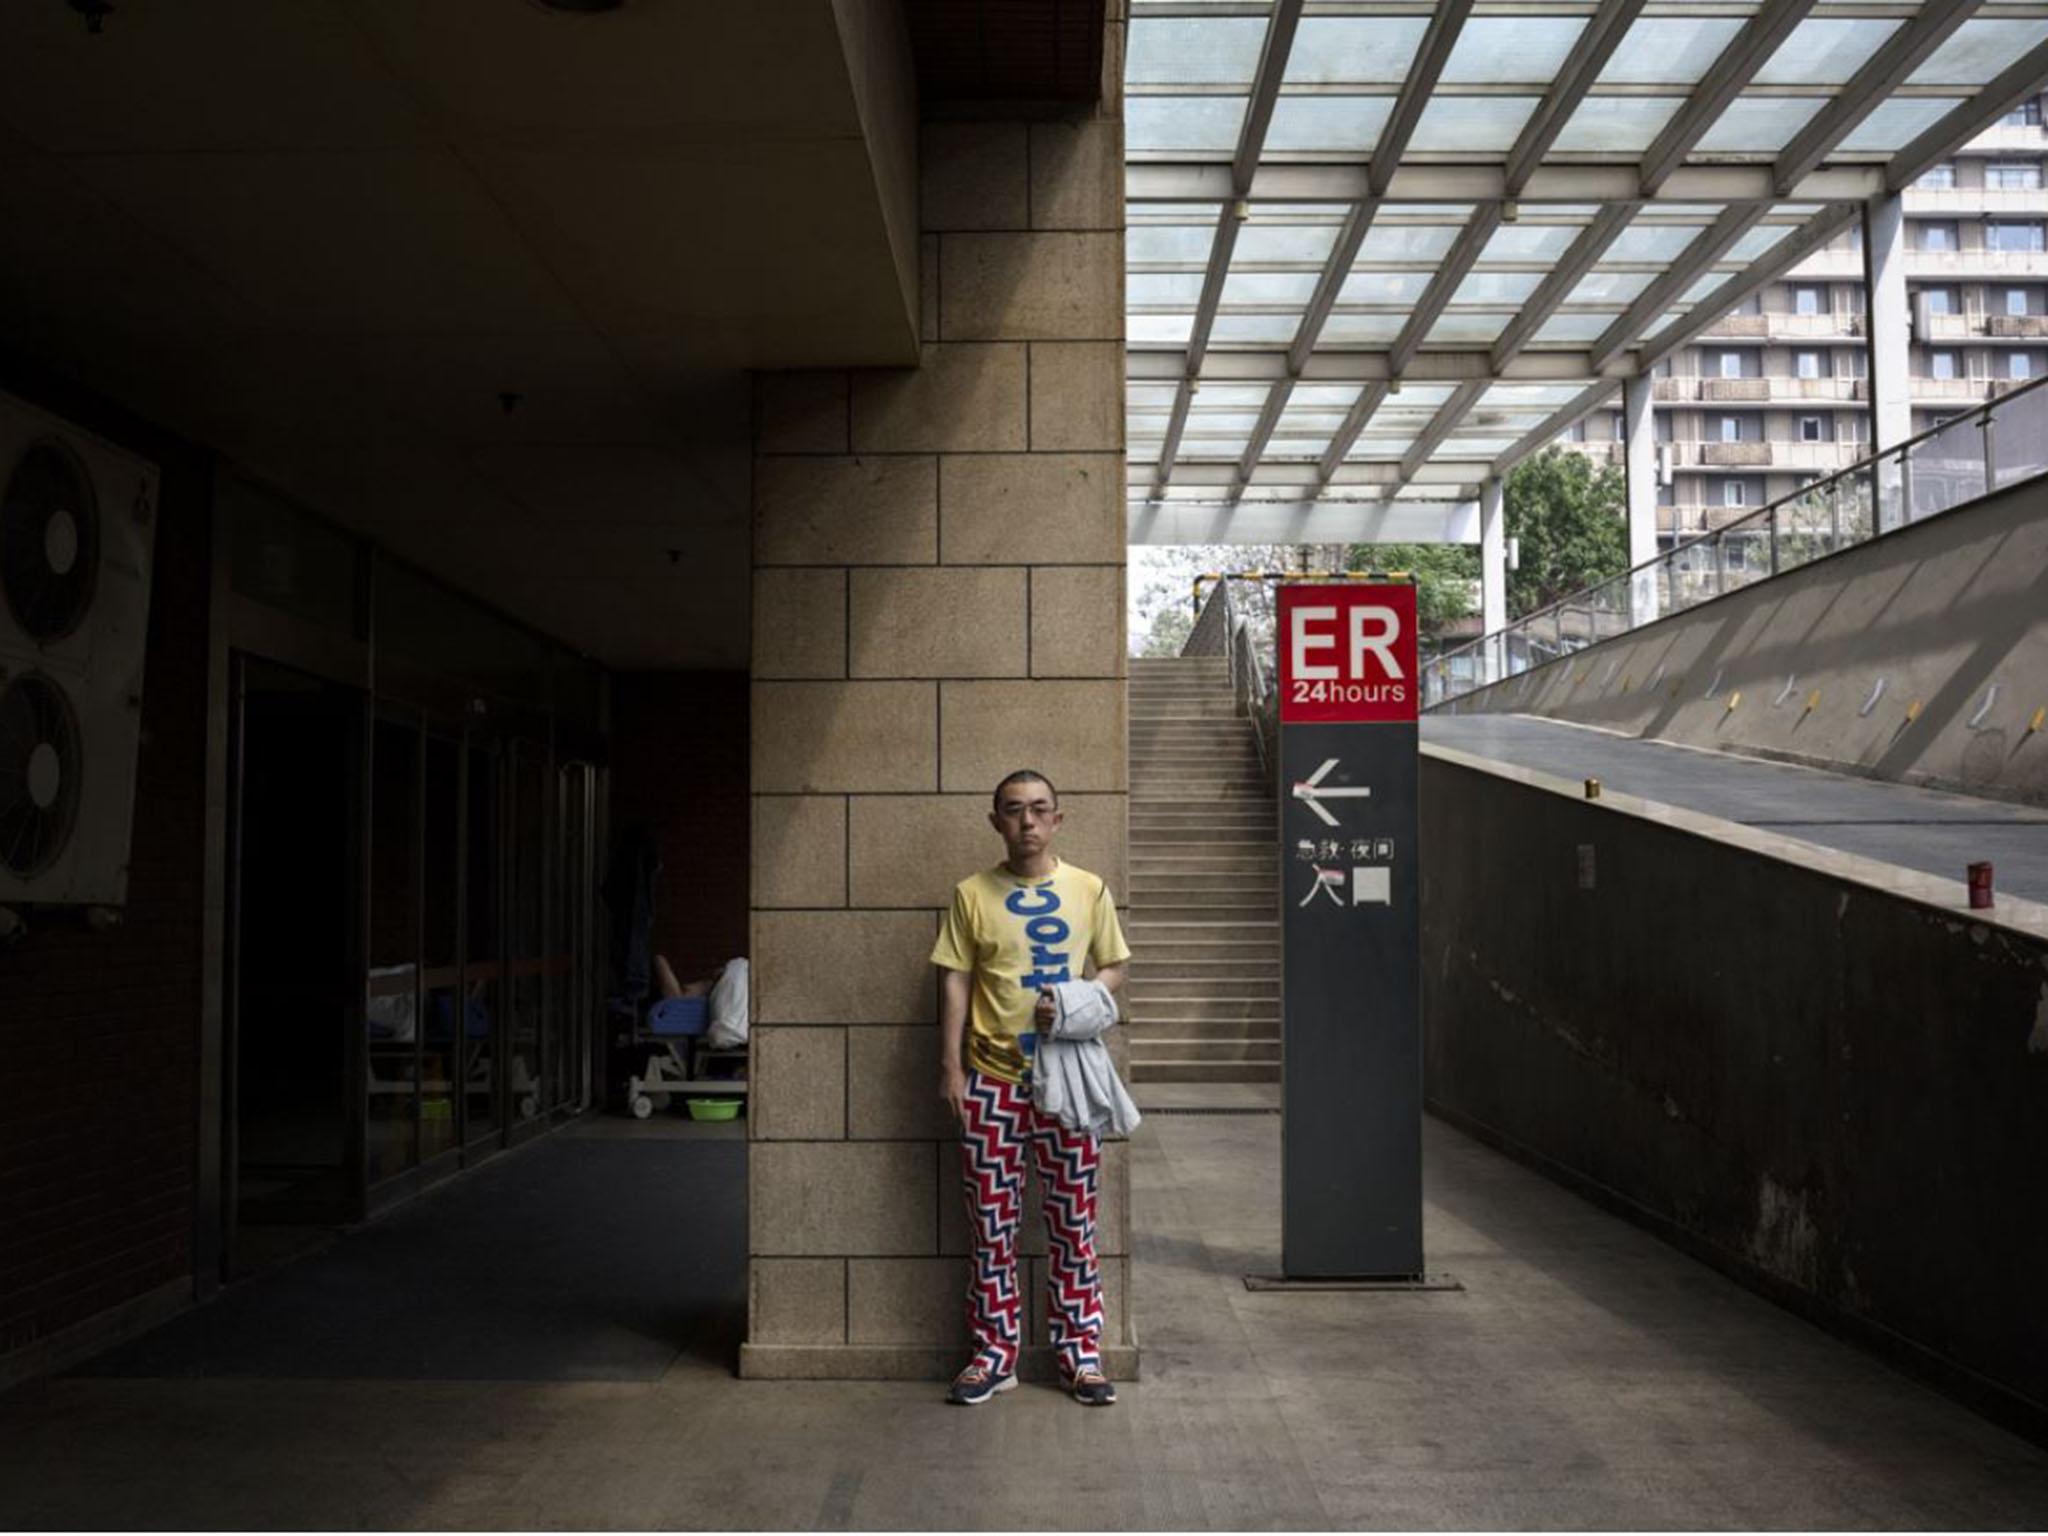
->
[1426, 372, 2048, 708]
[1184, 577, 1280, 784]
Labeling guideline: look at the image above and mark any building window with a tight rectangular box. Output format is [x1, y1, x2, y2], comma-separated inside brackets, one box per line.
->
[1987, 161, 2045, 191]
[1800, 416, 1826, 442]
[1723, 480, 1747, 509]
[2008, 287, 2033, 317]
[1930, 350, 1958, 380]
[1719, 416, 1742, 443]
[1919, 221, 1959, 252]
[2001, 100, 2044, 128]
[2013, 353, 2035, 381]
[1924, 286, 1956, 316]
[1987, 222, 2046, 253]
[1916, 162, 1957, 190]
[1717, 351, 1743, 379]
[1795, 350, 1822, 379]
[1793, 286, 1822, 316]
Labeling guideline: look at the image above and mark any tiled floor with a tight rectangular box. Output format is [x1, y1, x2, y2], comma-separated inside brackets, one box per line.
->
[4, 1108, 2045, 1529]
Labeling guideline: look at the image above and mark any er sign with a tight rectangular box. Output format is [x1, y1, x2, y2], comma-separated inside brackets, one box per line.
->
[1278, 583, 1419, 724]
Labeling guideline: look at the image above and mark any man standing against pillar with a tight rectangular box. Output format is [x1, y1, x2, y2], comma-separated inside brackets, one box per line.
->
[932, 769, 1130, 1407]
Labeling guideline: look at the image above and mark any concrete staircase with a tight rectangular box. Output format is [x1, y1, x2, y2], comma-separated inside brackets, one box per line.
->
[1125, 655, 1280, 1083]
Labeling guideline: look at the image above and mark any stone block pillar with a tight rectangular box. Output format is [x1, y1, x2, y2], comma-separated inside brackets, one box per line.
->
[741, 36, 1132, 1380]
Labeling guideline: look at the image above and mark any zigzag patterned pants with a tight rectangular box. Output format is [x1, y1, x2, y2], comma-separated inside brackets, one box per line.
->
[959, 1069, 1103, 1380]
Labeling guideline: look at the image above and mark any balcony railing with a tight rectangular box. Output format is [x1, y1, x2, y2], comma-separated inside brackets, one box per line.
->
[1695, 441, 1772, 466]
[1655, 376, 1867, 404]
[1699, 311, 1865, 341]
[1700, 377, 1769, 402]
[1907, 249, 2048, 277]
[1422, 374, 2048, 708]
[1903, 187, 2048, 217]
[1989, 314, 2048, 338]
[1919, 311, 2048, 340]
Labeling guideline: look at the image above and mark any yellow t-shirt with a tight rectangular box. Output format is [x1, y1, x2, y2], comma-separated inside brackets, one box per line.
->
[930, 859, 1132, 1085]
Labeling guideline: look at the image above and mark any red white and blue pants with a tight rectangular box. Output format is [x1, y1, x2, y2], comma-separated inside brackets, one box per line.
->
[959, 1068, 1104, 1380]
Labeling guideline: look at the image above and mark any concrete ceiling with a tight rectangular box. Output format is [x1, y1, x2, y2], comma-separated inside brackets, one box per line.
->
[0, 0, 921, 669]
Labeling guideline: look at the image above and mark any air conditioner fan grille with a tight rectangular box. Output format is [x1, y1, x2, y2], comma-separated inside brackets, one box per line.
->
[3, 438, 101, 642]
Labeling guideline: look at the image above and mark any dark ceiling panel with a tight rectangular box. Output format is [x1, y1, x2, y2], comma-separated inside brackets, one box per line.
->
[905, 0, 1105, 104]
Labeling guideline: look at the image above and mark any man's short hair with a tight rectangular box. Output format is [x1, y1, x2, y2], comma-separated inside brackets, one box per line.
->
[992, 769, 1058, 811]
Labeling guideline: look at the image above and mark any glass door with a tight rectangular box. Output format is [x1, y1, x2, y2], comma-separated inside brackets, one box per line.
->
[462, 737, 502, 1146]
[365, 710, 422, 1186]
[420, 731, 463, 1168]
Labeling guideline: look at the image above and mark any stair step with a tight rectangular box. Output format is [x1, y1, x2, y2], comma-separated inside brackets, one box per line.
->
[1137, 942, 1281, 958]
[1129, 1062, 1281, 1084]
[1127, 1015, 1282, 1038]
[1127, 992, 1279, 1013]
[1128, 1040, 1282, 1063]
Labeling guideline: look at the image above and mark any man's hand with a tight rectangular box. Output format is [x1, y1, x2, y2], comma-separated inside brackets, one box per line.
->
[1033, 987, 1056, 1028]
[939, 1061, 968, 1124]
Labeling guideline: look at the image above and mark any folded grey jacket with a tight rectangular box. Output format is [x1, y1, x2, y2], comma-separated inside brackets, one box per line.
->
[1033, 979, 1143, 1138]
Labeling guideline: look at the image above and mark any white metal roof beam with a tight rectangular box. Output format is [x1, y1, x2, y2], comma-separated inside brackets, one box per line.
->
[1635, 204, 1862, 368]
[1489, 203, 1640, 369]
[1638, 0, 1819, 193]
[1143, 461, 1486, 490]
[1127, 349, 1617, 384]
[1503, 0, 1651, 195]
[1316, 382, 1393, 481]
[1234, 379, 1297, 493]
[1388, 205, 1504, 379]
[1232, 0, 1305, 195]
[1126, 163, 1885, 205]
[1222, 0, 1474, 502]
[1885, 36, 2048, 192]
[1372, 0, 1478, 198]
[1152, 0, 1304, 500]
[1287, 200, 1381, 378]
[1387, 0, 1816, 478]
[1588, 204, 1767, 371]
[1773, 0, 1981, 194]
[1398, 381, 1493, 486]
[1490, 381, 1622, 477]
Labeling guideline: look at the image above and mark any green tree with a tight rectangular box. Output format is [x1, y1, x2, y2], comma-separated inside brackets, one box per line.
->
[1343, 542, 1480, 636]
[1503, 448, 1628, 617]
[1139, 604, 1194, 657]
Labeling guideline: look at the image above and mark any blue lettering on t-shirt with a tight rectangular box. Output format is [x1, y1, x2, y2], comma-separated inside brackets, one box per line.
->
[1006, 882, 1072, 990]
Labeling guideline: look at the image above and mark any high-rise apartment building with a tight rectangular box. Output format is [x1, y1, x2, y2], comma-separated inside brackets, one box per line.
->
[1565, 89, 2048, 544]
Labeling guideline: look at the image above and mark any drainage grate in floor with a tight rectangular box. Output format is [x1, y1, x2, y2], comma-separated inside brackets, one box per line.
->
[1143, 1106, 1280, 1116]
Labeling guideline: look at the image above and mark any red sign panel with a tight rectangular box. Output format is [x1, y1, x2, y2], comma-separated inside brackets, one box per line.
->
[1277, 583, 1419, 724]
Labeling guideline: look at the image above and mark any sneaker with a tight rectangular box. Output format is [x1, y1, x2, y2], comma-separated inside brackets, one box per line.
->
[1064, 1367, 1117, 1407]
[947, 1363, 1016, 1406]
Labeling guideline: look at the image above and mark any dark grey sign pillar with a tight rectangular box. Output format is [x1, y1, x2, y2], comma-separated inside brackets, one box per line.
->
[1273, 581, 1428, 1282]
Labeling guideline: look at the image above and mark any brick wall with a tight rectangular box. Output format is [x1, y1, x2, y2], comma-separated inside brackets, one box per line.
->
[608, 671, 751, 984]
[742, 13, 1131, 1379]
[0, 377, 211, 1359]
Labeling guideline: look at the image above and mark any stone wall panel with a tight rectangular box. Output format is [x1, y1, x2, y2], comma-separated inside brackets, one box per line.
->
[939, 453, 1122, 565]
[940, 680, 1126, 793]
[849, 567, 1027, 678]
[755, 910, 940, 1024]
[752, 681, 936, 793]
[755, 456, 937, 566]
[751, 1142, 938, 1256]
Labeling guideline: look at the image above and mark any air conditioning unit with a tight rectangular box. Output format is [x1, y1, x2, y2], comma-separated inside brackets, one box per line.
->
[0, 391, 159, 906]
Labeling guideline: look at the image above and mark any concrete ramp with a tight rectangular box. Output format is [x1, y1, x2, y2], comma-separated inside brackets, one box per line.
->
[1440, 477, 2048, 805]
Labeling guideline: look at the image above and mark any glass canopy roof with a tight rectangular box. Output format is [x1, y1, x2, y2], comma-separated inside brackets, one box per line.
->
[1125, 0, 2048, 510]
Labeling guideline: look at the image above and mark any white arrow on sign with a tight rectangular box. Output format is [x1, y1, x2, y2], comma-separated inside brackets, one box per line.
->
[1291, 758, 1371, 827]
